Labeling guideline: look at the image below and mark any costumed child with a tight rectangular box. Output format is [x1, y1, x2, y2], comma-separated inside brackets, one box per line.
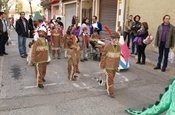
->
[32, 20, 51, 63]
[80, 27, 90, 62]
[29, 27, 49, 88]
[63, 26, 72, 58]
[51, 23, 62, 59]
[70, 34, 81, 73]
[67, 40, 78, 81]
[100, 32, 121, 98]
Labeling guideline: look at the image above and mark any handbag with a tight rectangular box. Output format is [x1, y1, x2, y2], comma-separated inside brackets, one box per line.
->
[133, 37, 142, 45]
[143, 35, 154, 45]
[168, 49, 174, 63]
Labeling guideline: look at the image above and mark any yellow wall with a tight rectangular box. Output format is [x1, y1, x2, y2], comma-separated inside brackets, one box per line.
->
[82, 0, 92, 9]
[128, 0, 175, 49]
[128, 0, 175, 35]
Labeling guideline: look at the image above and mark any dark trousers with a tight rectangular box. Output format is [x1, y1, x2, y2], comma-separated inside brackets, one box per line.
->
[157, 41, 170, 68]
[0, 32, 7, 55]
[123, 31, 131, 48]
[137, 44, 147, 63]
[131, 34, 137, 54]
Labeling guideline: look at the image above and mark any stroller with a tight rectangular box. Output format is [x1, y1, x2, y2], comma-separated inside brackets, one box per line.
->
[86, 40, 105, 61]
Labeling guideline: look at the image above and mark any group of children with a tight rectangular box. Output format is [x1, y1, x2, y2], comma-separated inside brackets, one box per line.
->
[28, 20, 121, 98]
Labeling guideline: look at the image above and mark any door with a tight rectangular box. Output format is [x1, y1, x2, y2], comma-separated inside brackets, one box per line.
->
[100, 0, 117, 32]
[65, 3, 76, 31]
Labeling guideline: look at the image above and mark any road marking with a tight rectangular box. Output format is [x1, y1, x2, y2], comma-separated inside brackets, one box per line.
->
[116, 72, 121, 75]
[24, 83, 57, 89]
[72, 83, 80, 88]
[83, 74, 90, 77]
[82, 82, 87, 87]
[121, 76, 129, 82]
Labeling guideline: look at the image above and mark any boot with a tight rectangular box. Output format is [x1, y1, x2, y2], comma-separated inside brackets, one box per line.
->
[76, 65, 80, 73]
[141, 56, 146, 64]
[57, 50, 61, 59]
[38, 84, 44, 88]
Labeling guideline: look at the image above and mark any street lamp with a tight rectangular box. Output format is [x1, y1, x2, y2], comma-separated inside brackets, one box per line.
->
[27, 0, 33, 15]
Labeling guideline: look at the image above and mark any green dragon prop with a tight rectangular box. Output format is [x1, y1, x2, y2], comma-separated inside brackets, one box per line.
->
[125, 78, 175, 115]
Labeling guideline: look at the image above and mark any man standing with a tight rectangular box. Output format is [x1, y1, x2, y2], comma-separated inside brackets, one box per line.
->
[100, 32, 121, 98]
[123, 15, 133, 48]
[91, 16, 102, 35]
[28, 15, 34, 38]
[154, 15, 175, 72]
[15, 11, 29, 58]
[0, 11, 8, 56]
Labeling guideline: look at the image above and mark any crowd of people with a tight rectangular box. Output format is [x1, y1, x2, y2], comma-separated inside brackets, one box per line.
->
[0, 10, 175, 99]
[123, 14, 175, 72]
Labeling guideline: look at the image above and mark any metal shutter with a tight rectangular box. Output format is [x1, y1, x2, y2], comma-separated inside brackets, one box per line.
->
[100, 0, 117, 32]
[65, 3, 76, 30]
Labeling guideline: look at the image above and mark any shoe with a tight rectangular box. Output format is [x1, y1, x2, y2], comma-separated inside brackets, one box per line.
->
[58, 57, 61, 59]
[0, 54, 3, 56]
[42, 78, 46, 82]
[24, 54, 28, 56]
[154, 66, 161, 70]
[131, 53, 134, 54]
[109, 94, 115, 98]
[134, 53, 138, 55]
[3, 52, 8, 55]
[140, 62, 145, 65]
[136, 62, 140, 64]
[84, 58, 88, 61]
[80, 59, 84, 62]
[38, 84, 44, 88]
[161, 68, 166, 72]
[76, 71, 80, 73]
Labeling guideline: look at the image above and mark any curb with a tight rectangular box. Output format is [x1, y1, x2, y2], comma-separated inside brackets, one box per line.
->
[130, 55, 175, 76]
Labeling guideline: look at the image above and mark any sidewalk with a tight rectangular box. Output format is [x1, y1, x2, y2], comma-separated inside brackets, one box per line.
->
[130, 50, 175, 75]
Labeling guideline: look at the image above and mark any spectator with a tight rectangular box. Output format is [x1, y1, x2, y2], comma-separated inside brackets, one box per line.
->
[28, 15, 34, 38]
[15, 11, 30, 58]
[135, 22, 149, 65]
[91, 16, 102, 35]
[130, 15, 141, 55]
[154, 15, 175, 72]
[0, 11, 8, 56]
[123, 15, 133, 48]
[71, 24, 80, 40]
[79, 18, 90, 36]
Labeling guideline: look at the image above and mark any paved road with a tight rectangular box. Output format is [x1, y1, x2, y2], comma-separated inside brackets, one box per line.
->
[0, 30, 173, 115]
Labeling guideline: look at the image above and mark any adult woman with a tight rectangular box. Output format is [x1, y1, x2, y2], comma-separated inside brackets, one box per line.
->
[79, 18, 90, 36]
[135, 22, 149, 64]
[131, 15, 141, 55]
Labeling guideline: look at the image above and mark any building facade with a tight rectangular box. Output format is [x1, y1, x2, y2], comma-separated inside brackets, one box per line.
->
[125, 0, 175, 38]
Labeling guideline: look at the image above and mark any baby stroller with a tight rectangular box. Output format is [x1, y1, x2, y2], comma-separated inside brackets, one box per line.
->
[86, 40, 105, 61]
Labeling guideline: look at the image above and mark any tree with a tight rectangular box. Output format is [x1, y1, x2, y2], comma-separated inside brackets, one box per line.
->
[0, 0, 16, 14]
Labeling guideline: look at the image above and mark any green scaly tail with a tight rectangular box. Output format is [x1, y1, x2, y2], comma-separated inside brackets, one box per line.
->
[125, 78, 175, 115]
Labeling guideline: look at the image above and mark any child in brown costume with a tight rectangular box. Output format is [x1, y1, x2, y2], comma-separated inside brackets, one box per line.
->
[63, 26, 72, 58]
[100, 32, 121, 98]
[29, 27, 49, 88]
[51, 23, 62, 59]
[67, 40, 78, 81]
[70, 35, 81, 73]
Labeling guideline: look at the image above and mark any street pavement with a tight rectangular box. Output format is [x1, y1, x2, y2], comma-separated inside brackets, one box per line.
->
[0, 30, 173, 115]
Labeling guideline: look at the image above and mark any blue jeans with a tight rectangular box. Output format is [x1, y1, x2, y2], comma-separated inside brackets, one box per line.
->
[18, 35, 27, 56]
[157, 41, 170, 68]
